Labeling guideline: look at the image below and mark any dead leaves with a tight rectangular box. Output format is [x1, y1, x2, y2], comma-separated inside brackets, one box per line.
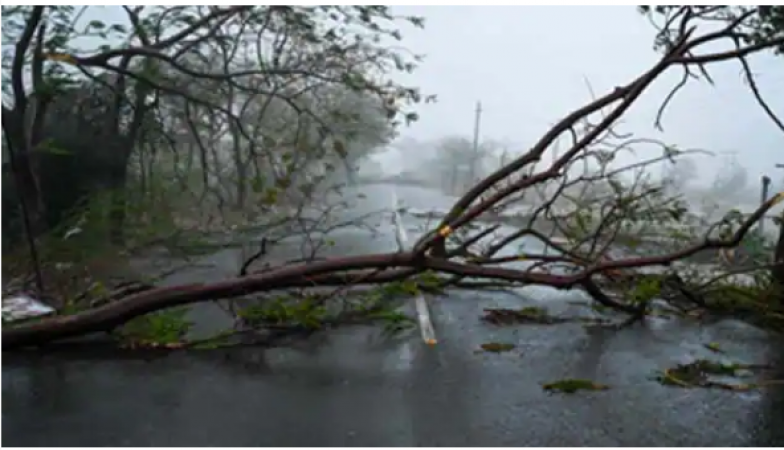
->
[654, 358, 777, 391]
[481, 306, 569, 326]
[478, 342, 516, 353]
[542, 378, 610, 394]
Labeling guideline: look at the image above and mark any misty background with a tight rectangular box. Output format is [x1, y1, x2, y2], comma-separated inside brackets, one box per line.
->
[20, 5, 784, 215]
[358, 6, 784, 217]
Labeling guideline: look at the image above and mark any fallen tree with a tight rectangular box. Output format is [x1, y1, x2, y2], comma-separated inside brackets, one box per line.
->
[4, 6, 784, 350]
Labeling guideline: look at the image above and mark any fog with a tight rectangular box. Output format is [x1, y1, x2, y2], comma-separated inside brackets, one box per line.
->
[364, 6, 784, 213]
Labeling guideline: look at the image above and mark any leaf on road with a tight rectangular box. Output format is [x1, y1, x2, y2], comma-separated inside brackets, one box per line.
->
[479, 342, 516, 353]
[481, 306, 569, 325]
[703, 342, 724, 353]
[654, 358, 773, 390]
[542, 378, 610, 394]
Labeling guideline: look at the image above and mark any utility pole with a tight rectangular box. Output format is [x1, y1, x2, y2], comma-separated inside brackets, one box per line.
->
[469, 101, 482, 185]
[500, 146, 508, 168]
[761, 163, 784, 235]
[761, 175, 771, 235]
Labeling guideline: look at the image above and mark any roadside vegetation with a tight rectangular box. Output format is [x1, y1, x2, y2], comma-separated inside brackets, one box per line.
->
[2, 6, 783, 354]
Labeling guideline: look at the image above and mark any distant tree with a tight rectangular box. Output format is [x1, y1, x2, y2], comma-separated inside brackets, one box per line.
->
[662, 157, 697, 193]
[713, 158, 748, 199]
[2, 75, 153, 242]
[430, 136, 498, 195]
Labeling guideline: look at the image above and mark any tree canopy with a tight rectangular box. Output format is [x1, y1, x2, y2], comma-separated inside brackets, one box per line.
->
[1, 6, 427, 243]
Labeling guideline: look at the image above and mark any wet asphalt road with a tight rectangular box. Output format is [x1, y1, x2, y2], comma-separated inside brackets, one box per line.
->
[4, 184, 784, 446]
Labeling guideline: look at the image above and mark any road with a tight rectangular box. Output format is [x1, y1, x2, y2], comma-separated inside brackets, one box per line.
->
[3, 183, 784, 446]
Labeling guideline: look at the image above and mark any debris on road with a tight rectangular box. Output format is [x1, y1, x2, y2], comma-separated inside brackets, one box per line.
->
[654, 358, 777, 391]
[478, 342, 516, 353]
[2, 293, 55, 323]
[542, 378, 610, 394]
[481, 306, 570, 325]
[703, 342, 725, 353]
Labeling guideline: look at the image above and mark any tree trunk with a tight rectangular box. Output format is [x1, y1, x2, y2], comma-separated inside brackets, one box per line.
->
[108, 160, 131, 246]
[774, 213, 784, 305]
[234, 151, 247, 209]
[3, 119, 46, 236]
[109, 192, 127, 246]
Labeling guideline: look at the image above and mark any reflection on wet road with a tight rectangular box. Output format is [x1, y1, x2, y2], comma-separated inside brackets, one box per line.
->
[3, 183, 784, 446]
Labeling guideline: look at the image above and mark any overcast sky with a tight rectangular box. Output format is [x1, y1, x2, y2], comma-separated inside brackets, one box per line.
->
[376, 6, 784, 195]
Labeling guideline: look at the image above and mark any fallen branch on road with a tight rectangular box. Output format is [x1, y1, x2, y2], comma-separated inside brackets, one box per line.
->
[5, 195, 781, 349]
[5, 8, 784, 350]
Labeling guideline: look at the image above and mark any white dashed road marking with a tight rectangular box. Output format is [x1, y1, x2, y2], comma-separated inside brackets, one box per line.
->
[391, 190, 437, 346]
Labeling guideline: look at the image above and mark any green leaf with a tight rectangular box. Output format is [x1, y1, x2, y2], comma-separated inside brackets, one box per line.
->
[118, 307, 192, 346]
[704, 342, 724, 353]
[251, 176, 265, 193]
[275, 178, 291, 189]
[262, 188, 279, 205]
[628, 276, 662, 305]
[109, 23, 127, 34]
[38, 142, 71, 156]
